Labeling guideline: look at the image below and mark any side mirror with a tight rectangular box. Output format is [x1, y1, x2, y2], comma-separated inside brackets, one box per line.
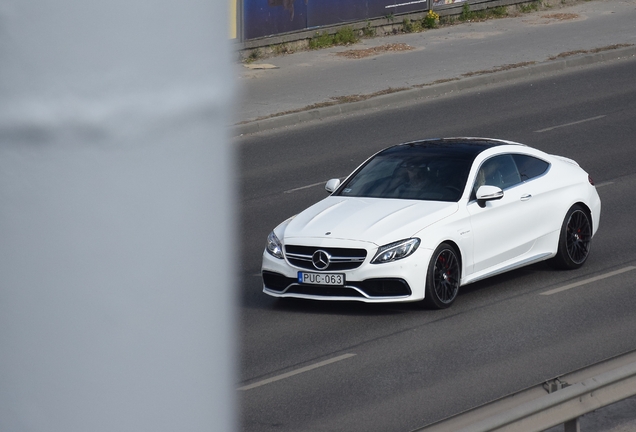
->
[476, 185, 503, 207]
[325, 178, 341, 193]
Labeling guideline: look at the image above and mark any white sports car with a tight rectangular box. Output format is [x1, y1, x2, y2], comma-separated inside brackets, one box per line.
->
[261, 138, 601, 308]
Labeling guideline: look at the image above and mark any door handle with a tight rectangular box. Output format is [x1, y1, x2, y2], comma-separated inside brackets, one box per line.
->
[520, 194, 532, 201]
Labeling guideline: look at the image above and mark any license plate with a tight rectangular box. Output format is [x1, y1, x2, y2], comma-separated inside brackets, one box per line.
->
[298, 271, 345, 286]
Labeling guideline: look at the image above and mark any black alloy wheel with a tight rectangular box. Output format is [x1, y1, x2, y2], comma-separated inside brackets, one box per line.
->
[551, 204, 592, 269]
[424, 242, 460, 309]
[567, 209, 592, 264]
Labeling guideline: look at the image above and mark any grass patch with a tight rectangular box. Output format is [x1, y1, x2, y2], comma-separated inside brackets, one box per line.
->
[245, 49, 262, 63]
[490, 6, 508, 17]
[309, 32, 334, 49]
[309, 27, 359, 49]
[403, 18, 423, 33]
[519, 1, 541, 13]
[403, 10, 439, 33]
[334, 27, 358, 45]
[459, 2, 474, 21]
[362, 20, 376, 37]
[458, 2, 507, 22]
[272, 43, 294, 55]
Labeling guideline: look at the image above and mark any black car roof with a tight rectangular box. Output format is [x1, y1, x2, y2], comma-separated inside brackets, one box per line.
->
[379, 138, 515, 159]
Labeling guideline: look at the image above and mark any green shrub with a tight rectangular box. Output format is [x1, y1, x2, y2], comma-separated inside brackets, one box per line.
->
[333, 27, 358, 45]
[459, 2, 473, 21]
[458, 2, 508, 21]
[362, 21, 376, 37]
[490, 6, 508, 17]
[245, 49, 261, 63]
[402, 18, 422, 33]
[309, 31, 333, 49]
[423, 10, 440, 29]
[309, 27, 358, 50]
[519, 1, 540, 13]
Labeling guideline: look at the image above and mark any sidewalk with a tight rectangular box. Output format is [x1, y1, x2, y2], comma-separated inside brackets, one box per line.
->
[234, 0, 636, 135]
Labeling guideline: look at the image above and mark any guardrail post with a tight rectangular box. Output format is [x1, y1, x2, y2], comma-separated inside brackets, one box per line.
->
[564, 417, 580, 432]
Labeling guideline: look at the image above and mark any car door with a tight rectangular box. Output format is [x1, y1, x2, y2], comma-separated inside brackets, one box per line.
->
[467, 154, 542, 275]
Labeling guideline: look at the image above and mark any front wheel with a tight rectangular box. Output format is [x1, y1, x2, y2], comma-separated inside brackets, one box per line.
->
[424, 243, 460, 309]
[550, 204, 592, 270]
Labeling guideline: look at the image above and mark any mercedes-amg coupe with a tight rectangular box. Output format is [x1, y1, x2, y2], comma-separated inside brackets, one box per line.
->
[261, 138, 601, 309]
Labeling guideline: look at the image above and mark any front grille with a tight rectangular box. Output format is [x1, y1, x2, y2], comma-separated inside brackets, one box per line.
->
[285, 245, 367, 271]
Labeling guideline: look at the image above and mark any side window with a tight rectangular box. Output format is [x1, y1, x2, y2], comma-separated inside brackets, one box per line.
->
[473, 154, 521, 197]
[512, 154, 550, 181]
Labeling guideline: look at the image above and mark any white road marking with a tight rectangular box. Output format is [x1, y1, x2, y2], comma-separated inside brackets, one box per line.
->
[534, 115, 606, 133]
[540, 266, 636, 296]
[284, 181, 326, 194]
[595, 181, 614, 188]
[237, 353, 356, 391]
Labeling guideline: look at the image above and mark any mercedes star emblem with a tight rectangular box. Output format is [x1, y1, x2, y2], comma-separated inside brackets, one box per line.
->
[312, 250, 331, 270]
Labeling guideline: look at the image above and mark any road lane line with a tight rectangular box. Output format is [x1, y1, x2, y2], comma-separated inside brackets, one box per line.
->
[238, 353, 356, 391]
[284, 181, 326, 194]
[534, 115, 606, 133]
[540, 266, 636, 296]
[595, 181, 614, 188]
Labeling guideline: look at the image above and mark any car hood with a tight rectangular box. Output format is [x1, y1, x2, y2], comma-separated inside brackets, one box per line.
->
[282, 196, 458, 246]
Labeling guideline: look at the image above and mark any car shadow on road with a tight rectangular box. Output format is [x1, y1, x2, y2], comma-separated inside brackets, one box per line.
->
[242, 261, 557, 316]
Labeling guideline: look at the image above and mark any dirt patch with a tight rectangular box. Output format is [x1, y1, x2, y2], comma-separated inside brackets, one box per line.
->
[330, 87, 410, 103]
[413, 78, 461, 88]
[336, 43, 414, 59]
[541, 13, 580, 21]
[548, 43, 634, 60]
[462, 61, 537, 77]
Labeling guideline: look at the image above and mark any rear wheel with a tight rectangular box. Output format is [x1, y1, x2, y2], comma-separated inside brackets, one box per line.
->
[550, 204, 592, 269]
[424, 243, 460, 309]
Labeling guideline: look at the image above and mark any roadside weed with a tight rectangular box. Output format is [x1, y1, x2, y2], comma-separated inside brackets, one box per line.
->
[309, 27, 359, 49]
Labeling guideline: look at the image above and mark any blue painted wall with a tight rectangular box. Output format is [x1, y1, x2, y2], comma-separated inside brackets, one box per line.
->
[244, 0, 434, 40]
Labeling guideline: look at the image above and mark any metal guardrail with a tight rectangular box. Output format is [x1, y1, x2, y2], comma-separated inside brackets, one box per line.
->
[415, 350, 636, 432]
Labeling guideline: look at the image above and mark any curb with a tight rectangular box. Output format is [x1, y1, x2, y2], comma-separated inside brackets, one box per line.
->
[234, 45, 636, 136]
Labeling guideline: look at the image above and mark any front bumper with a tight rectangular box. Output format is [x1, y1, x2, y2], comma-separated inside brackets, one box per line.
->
[261, 246, 432, 303]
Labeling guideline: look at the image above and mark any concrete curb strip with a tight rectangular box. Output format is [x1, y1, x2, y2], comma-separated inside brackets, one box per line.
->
[234, 45, 636, 136]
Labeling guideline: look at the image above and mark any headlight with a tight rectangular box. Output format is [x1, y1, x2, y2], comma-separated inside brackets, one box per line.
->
[371, 238, 420, 264]
[266, 231, 284, 259]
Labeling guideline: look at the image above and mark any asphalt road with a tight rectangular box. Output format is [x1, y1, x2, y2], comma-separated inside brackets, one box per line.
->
[235, 56, 636, 431]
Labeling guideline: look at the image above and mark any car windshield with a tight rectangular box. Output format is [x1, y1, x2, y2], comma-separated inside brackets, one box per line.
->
[336, 142, 487, 202]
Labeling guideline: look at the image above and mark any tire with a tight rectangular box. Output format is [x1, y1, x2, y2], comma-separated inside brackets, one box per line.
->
[550, 204, 592, 270]
[424, 242, 460, 309]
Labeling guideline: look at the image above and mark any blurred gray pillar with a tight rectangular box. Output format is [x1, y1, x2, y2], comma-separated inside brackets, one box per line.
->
[0, 1, 236, 431]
